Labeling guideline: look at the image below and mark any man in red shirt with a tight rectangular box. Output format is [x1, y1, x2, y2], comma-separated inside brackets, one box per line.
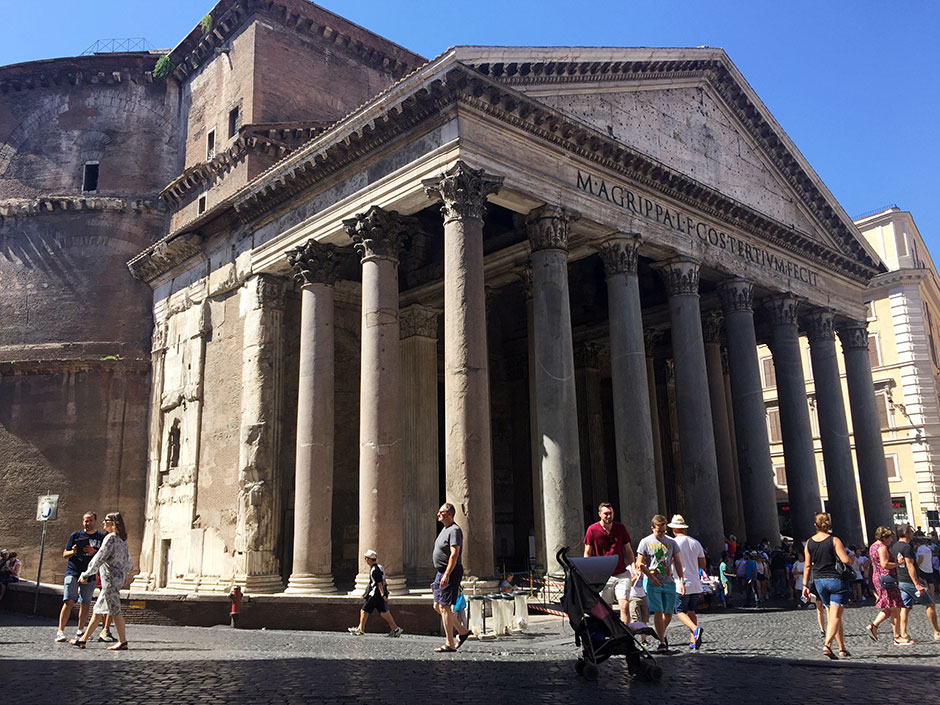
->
[584, 502, 636, 623]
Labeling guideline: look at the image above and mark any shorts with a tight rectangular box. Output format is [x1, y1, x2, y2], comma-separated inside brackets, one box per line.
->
[629, 596, 649, 624]
[63, 574, 96, 604]
[362, 594, 388, 614]
[814, 577, 848, 607]
[676, 592, 701, 613]
[612, 572, 631, 602]
[432, 565, 462, 606]
[644, 580, 676, 614]
[898, 582, 934, 608]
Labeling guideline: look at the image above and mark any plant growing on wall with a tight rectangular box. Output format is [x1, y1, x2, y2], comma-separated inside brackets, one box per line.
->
[200, 13, 213, 33]
[153, 55, 175, 79]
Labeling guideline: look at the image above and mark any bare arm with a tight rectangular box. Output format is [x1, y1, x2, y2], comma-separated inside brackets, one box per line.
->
[902, 553, 926, 591]
[584, 543, 593, 558]
[623, 542, 635, 567]
[440, 544, 461, 588]
[801, 543, 812, 593]
[877, 544, 897, 570]
[833, 537, 853, 564]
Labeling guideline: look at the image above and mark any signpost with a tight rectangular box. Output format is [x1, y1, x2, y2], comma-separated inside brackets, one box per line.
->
[33, 494, 58, 614]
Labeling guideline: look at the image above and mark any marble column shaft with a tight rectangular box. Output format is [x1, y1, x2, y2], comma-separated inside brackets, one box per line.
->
[655, 258, 724, 558]
[645, 330, 668, 513]
[424, 162, 502, 582]
[702, 312, 745, 539]
[285, 241, 349, 593]
[722, 350, 748, 538]
[527, 205, 584, 577]
[400, 305, 440, 583]
[347, 207, 411, 593]
[575, 343, 608, 515]
[766, 295, 820, 543]
[719, 279, 780, 544]
[839, 323, 894, 536]
[596, 234, 657, 542]
[807, 310, 863, 545]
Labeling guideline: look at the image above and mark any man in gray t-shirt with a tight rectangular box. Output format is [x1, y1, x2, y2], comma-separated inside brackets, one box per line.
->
[431, 502, 470, 652]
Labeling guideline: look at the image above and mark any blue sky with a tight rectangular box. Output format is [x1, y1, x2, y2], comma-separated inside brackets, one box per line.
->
[3, 1, 938, 256]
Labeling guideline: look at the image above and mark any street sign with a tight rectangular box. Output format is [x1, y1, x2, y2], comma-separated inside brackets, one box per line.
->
[36, 494, 59, 521]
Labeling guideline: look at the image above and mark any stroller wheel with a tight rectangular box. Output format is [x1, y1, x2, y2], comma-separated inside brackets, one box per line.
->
[582, 662, 598, 681]
[575, 658, 585, 675]
[645, 664, 663, 682]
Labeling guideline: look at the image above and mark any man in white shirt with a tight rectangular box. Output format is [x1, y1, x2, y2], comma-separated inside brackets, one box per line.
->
[915, 532, 936, 598]
[668, 514, 706, 650]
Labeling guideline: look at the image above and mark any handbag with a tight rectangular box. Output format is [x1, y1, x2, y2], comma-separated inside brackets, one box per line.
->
[878, 573, 899, 590]
[835, 560, 852, 582]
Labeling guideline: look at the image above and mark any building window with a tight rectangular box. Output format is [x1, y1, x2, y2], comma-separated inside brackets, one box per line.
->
[885, 454, 900, 481]
[760, 356, 776, 388]
[868, 333, 882, 369]
[926, 302, 939, 368]
[819, 458, 826, 487]
[895, 228, 909, 257]
[767, 406, 782, 443]
[167, 419, 181, 469]
[804, 344, 813, 380]
[206, 129, 216, 160]
[82, 162, 99, 192]
[866, 301, 876, 321]
[808, 398, 819, 437]
[891, 497, 909, 525]
[774, 464, 787, 488]
[228, 106, 240, 138]
[875, 390, 891, 429]
[198, 195, 207, 214]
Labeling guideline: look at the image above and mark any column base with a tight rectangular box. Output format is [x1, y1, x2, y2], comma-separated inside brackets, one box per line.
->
[284, 573, 337, 594]
[129, 572, 155, 592]
[237, 574, 285, 594]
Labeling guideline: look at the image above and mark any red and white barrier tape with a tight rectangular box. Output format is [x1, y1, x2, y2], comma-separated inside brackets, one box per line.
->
[528, 604, 568, 618]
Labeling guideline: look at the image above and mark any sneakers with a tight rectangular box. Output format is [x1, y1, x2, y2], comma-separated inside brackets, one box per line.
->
[55, 630, 68, 643]
[387, 627, 403, 638]
[691, 626, 703, 650]
[97, 631, 117, 643]
[656, 640, 668, 652]
[347, 627, 364, 636]
[76, 630, 84, 639]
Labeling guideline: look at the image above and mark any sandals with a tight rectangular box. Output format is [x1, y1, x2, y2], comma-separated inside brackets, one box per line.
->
[434, 644, 457, 652]
[894, 636, 915, 645]
[822, 645, 838, 660]
[839, 649, 851, 658]
[457, 632, 470, 649]
[69, 638, 86, 649]
[106, 642, 128, 651]
[866, 623, 878, 642]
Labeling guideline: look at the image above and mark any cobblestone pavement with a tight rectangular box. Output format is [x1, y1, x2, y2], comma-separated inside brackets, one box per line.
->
[2, 602, 938, 704]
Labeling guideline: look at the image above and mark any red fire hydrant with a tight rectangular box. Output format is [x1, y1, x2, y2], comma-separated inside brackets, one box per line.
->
[230, 585, 243, 628]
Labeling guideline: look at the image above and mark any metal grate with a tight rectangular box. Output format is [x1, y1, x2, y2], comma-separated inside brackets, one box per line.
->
[81, 38, 154, 55]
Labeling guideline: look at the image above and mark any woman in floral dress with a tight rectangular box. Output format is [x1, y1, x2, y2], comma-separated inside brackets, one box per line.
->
[867, 525, 904, 644]
[71, 512, 132, 650]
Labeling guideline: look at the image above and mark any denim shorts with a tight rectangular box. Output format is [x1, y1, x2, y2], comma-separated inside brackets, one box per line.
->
[63, 574, 96, 603]
[814, 577, 848, 607]
[899, 582, 934, 608]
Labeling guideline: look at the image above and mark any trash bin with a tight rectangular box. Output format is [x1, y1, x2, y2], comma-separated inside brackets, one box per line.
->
[468, 594, 486, 636]
[512, 591, 528, 631]
[490, 593, 514, 635]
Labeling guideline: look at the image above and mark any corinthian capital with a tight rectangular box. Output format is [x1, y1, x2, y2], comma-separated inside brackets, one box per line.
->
[526, 205, 579, 253]
[286, 240, 352, 286]
[595, 233, 641, 276]
[837, 321, 870, 352]
[764, 295, 801, 327]
[248, 273, 288, 311]
[717, 278, 753, 313]
[423, 161, 503, 223]
[343, 206, 419, 264]
[805, 309, 835, 342]
[654, 257, 700, 296]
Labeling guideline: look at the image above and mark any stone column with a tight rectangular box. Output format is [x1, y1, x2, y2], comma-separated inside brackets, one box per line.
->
[839, 322, 894, 537]
[234, 273, 288, 593]
[527, 205, 584, 577]
[722, 348, 748, 538]
[400, 304, 440, 584]
[806, 310, 863, 545]
[424, 162, 502, 583]
[284, 241, 350, 594]
[765, 295, 820, 543]
[645, 329, 667, 513]
[346, 207, 414, 594]
[575, 342, 608, 518]
[654, 258, 724, 558]
[596, 234, 657, 543]
[702, 311, 744, 540]
[718, 279, 780, 544]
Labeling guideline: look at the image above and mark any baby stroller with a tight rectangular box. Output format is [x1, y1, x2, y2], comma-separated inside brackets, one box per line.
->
[557, 547, 662, 682]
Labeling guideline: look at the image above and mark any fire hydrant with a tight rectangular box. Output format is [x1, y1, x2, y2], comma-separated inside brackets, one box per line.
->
[230, 585, 243, 628]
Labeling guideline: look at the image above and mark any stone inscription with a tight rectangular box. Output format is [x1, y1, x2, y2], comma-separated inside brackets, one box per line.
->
[576, 170, 819, 287]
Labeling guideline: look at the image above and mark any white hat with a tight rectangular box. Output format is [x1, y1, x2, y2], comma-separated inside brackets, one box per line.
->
[667, 514, 689, 529]
[363, 549, 378, 560]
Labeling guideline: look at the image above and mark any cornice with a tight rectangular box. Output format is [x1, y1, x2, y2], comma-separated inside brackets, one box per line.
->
[128, 231, 205, 282]
[0, 196, 162, 220]
[0, 53, 161, 94]
[868, 268, 930, 290]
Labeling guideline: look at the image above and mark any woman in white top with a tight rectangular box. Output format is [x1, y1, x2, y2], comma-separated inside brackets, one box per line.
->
[71, 512, 132, 650]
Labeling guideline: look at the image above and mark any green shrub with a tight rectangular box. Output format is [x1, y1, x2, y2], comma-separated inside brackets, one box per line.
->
[153, 55, 174, 79]
[200, 13, 213, 33]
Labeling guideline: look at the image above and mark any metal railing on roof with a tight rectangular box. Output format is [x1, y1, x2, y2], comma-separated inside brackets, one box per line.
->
[81, 38, 154, 55]
[852, 204, 900, 221]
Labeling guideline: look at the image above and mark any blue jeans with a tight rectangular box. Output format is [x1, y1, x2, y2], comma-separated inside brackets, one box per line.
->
[898, 581, 933, 608]
[814, 577, 848, 607]
[63, 574, 95, 603]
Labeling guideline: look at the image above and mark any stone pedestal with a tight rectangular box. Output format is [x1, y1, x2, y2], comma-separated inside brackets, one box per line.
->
[807, 310, 863, 545]
[766, 295, 820, 543]
[596, 234, 657, 543]
[424, 162, 502, 582]
[400, 304, 440, 584]
[346, 207, 413, 594]
[527, 205, 584, 577]
[284, 241, 350, 594]
[234, 274, 288, 593]
[654, 258, 724, 558]
[839, 323, 894, 537]
[718, 280, 780, 545]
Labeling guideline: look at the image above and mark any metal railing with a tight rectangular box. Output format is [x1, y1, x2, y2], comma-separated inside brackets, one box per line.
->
[81, 38, 154, 55]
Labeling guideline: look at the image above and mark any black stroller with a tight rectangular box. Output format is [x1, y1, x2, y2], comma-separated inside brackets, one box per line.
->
[557, 547, 662, 682]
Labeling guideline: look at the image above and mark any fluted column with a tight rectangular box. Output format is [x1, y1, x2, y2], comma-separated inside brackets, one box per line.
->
[839, 322, 894, 537]
[654, 257, 724, 558]
[575, 342, 608, 517]
[806, 310, 863, 545]
[234, 273, 288, 593]
[766, 295, 820, 543]
[527, 205, 584, 577]
[424, 162, 502, 583]
[596, 233, 656, 542]
[702, 311, 744, 540]
[284, 241, 350, 594]
[400, 304, 440, 584]
[718, 279, 780, 544]
[644, 329, 668, 513]
[346, 207, 413, 594]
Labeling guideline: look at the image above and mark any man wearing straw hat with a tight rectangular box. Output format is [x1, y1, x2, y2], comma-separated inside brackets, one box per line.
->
[668, 513, 706, 650]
